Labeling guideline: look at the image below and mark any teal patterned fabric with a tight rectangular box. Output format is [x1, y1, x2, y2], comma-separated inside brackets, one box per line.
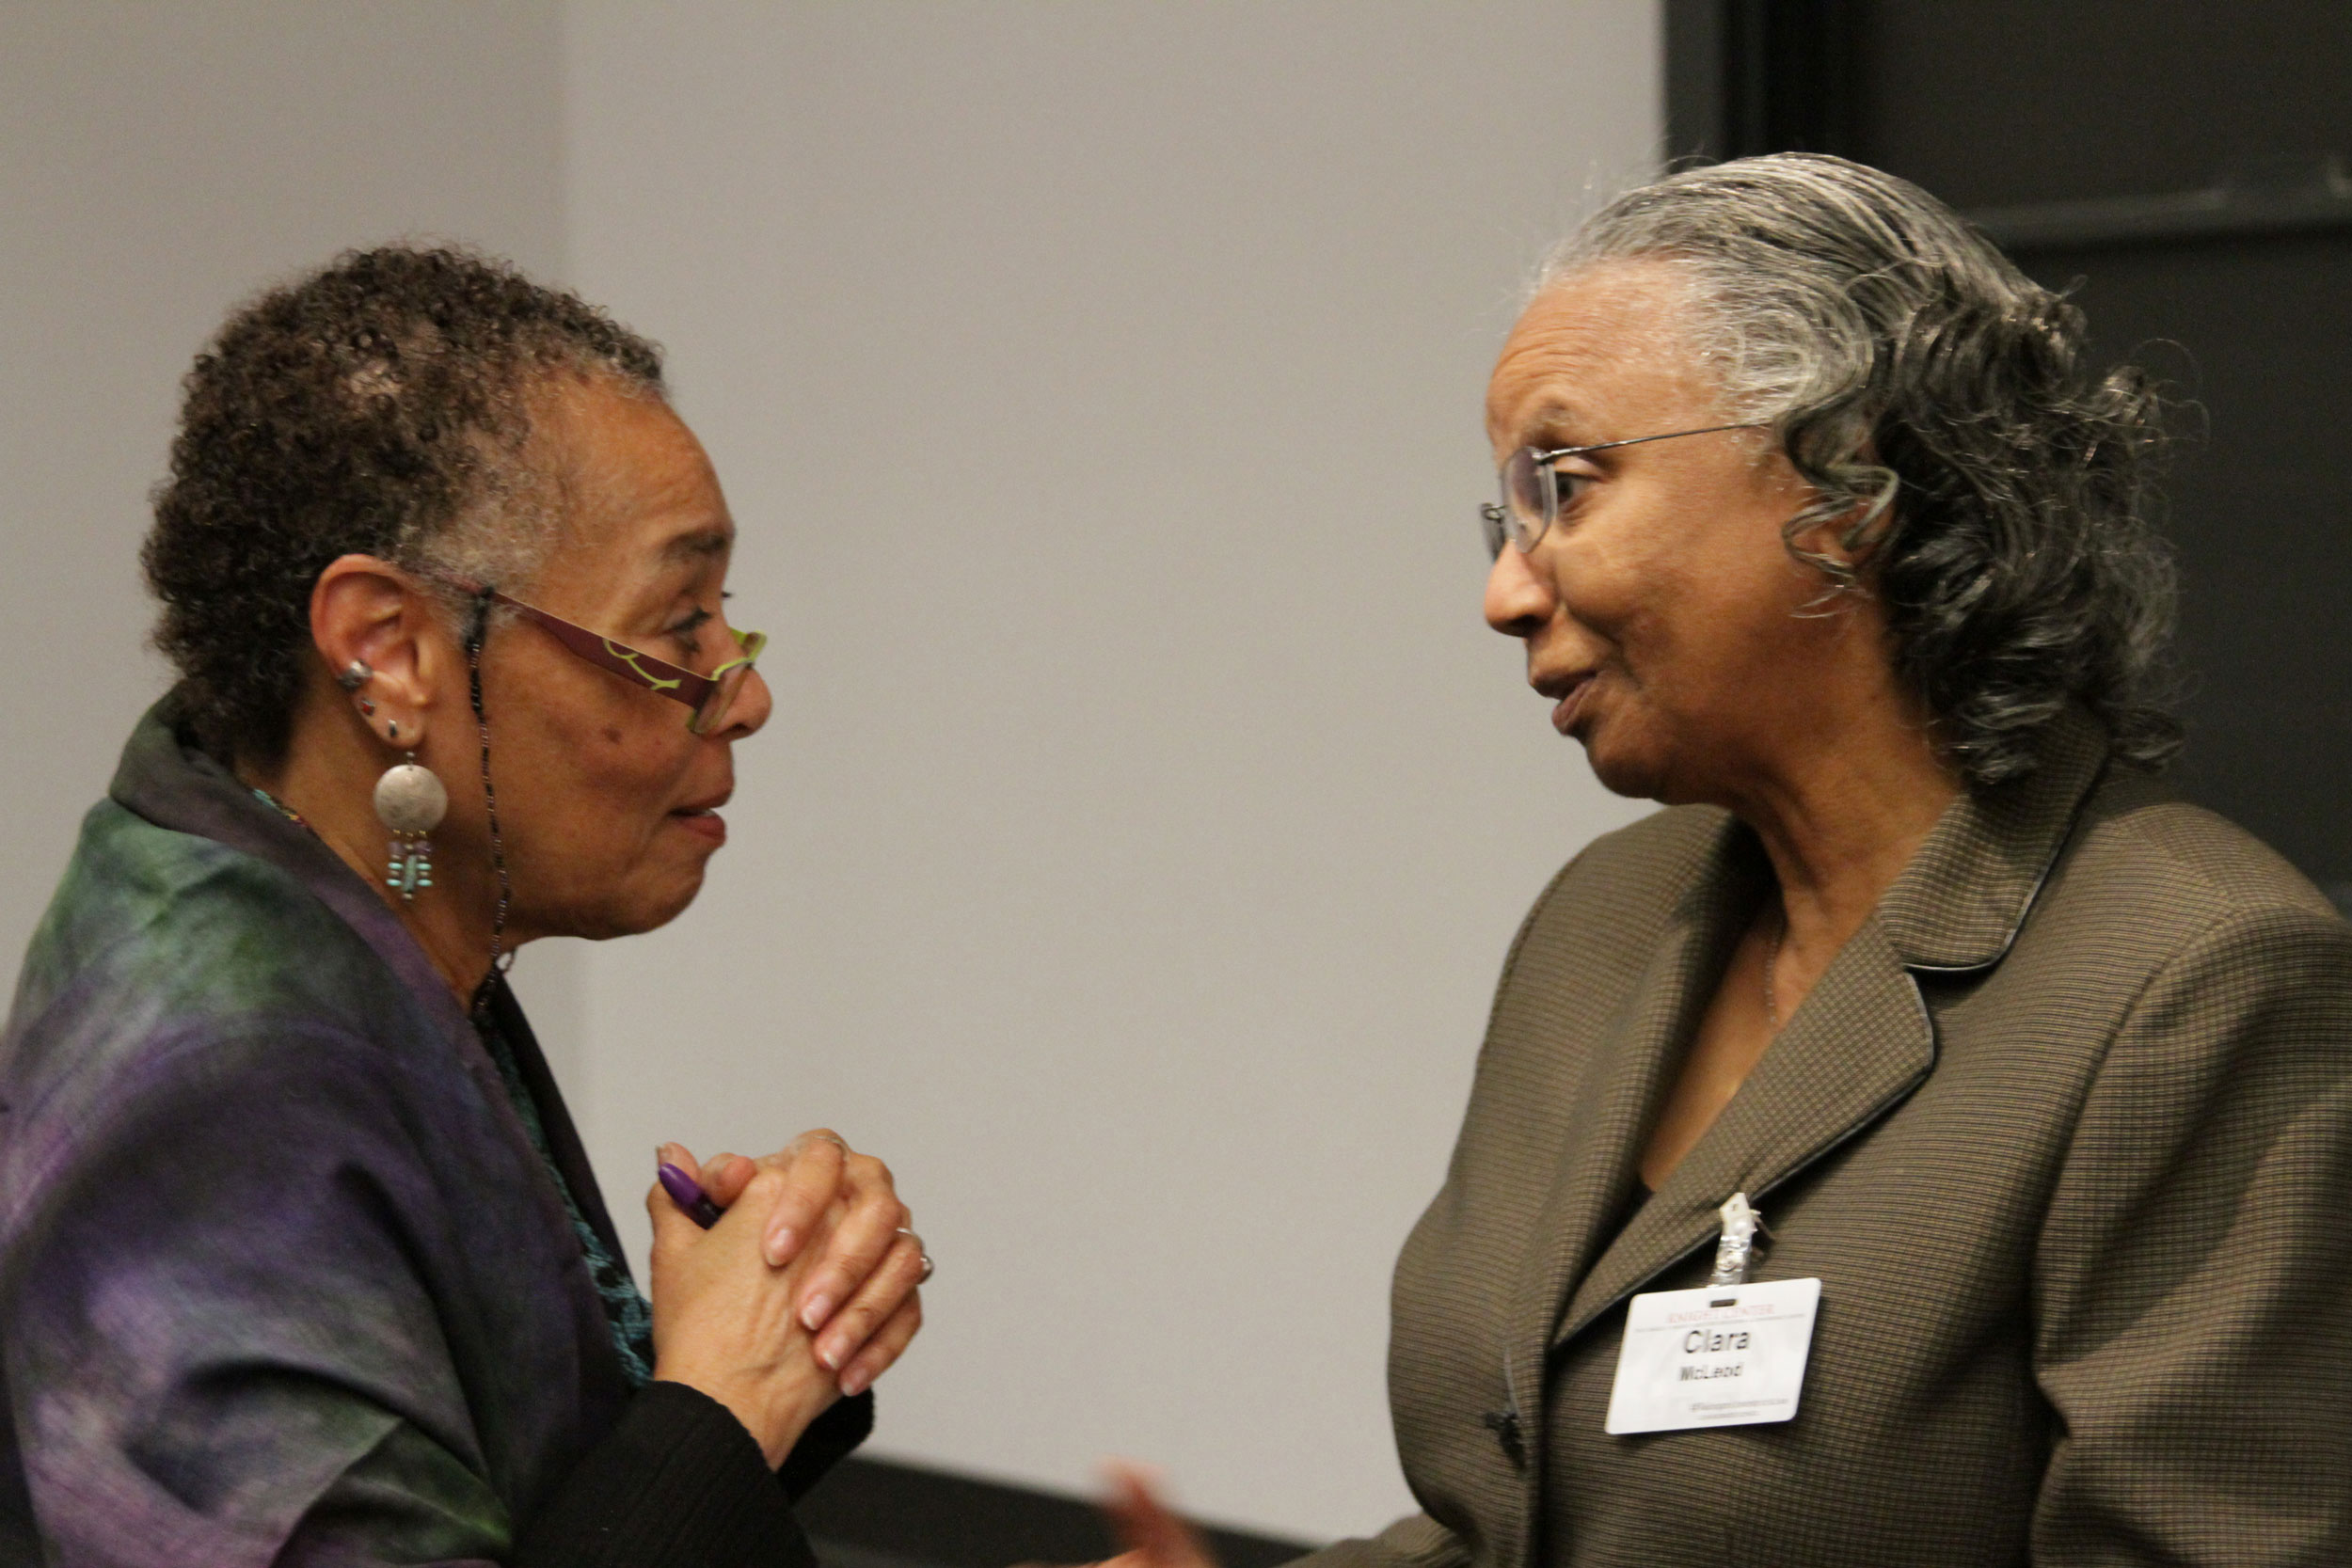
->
[476, 1013, 656, 1386]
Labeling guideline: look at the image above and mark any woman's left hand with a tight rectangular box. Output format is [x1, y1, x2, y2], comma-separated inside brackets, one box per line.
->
[660, 1131, 927, 1396]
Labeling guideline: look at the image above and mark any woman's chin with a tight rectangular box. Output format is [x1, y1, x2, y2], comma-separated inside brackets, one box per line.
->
[634, 874, 708, 934]
[1580, 728, 1673, 803]
[551, 868, 709, 942]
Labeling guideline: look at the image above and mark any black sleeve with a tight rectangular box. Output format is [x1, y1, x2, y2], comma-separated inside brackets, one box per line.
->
[778, 1391, 873, 1502]
[513, 1383, 817, 1568]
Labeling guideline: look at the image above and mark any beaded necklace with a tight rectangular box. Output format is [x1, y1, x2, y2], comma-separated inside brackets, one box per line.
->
[250, 785, 309, 831]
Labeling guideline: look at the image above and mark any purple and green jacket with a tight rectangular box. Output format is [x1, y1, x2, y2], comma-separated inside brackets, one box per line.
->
[0, 702, 866, 1565]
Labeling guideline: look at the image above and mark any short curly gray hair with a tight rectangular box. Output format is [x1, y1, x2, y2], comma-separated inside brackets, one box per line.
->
[1543, 152, 2180, 787]
[144, 245, 666, 766]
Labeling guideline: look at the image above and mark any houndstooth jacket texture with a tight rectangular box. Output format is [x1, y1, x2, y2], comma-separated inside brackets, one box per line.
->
[1305, 709, 2352, 1568]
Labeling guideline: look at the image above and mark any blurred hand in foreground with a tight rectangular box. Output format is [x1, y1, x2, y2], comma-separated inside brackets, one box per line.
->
[1096, 1463, 1220, 1568]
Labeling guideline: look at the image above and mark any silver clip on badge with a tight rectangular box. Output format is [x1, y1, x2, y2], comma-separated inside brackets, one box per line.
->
[1708, 1192, 1764, 1287]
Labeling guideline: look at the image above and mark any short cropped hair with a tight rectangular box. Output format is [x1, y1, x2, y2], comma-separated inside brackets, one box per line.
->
[142, 245, 665, 765]
[1544, 153, 2180, 786]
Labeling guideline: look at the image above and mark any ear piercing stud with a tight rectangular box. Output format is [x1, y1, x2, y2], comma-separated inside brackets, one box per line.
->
[337, 660, 373, 691]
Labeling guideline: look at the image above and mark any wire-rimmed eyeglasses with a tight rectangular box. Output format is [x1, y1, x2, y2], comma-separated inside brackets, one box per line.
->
[448, 578, 767, 736]
[1480, 423, 1762, 559]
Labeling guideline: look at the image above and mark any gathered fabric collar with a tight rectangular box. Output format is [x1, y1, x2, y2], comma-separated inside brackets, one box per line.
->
[105, 691, 650, 1381]
[107, 692, 485, 1045]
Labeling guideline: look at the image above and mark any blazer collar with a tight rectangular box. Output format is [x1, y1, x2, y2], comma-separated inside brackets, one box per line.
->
[1539, 707, 2113, 1352]
[1876, 705, 2111, 973]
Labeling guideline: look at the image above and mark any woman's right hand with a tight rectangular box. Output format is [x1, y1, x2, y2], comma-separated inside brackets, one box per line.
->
[676, 1131, 928, 1396]
[1099, 1465, 1220, 1568]
[644, 1149, 845, 1466]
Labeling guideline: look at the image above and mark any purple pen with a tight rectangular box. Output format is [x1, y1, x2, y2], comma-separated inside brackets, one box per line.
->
[658, 1162, 724, 1228]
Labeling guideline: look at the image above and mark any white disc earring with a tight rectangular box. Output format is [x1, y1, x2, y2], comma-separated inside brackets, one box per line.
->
[373, 752, 448, 903]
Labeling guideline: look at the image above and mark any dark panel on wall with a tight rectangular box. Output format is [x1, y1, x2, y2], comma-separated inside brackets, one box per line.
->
[1666, 0, 1854, 164]
[2015, 235, 2352, 894]
[1668, 0, 2352, 899]
[1848, 1, 2352, 211]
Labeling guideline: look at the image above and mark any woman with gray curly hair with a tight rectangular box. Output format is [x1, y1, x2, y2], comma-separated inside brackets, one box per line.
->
[1, 247, 930, 1566]
[1111, 154, 2352, 1566]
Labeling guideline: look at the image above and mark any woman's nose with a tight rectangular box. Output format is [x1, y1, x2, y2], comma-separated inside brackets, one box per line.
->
[1484, 540, 1556, 638]
[719, 664, 774, 739]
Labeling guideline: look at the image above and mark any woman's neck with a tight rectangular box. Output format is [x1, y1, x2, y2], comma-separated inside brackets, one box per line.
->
[1724, 702, 1960, 1000]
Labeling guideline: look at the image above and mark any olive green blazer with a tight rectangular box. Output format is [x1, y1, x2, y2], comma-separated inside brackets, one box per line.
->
[1308, 713, 2352, 1567]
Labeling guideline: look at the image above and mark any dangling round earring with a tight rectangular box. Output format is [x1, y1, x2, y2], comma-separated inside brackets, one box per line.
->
[373, 752, 448, 903]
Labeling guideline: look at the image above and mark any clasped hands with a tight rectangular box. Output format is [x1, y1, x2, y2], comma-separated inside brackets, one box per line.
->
[644, 1132, 1218, 1564]
[645, 1129, 926, 1466]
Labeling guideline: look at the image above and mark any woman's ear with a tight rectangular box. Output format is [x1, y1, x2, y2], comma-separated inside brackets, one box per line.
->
[310, 555, 462, 751]
[1790, 506, 1868, 578]
[1788, 472, 1899, 592]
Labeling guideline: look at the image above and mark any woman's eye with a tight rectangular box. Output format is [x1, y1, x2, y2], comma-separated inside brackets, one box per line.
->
[666, 608, 714, 649]
[1554, 468, 1597, 511]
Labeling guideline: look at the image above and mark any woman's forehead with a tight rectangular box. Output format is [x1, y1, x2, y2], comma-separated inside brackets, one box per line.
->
[566, 510, 732, 594]
[556, 375, 723, 500]
[555, 382, 719, 508]
[535, 385, 734, 609]
[1486, 265, 1708, 445]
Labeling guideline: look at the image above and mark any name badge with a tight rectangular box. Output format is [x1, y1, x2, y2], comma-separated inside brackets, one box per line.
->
[1603, 1276, 1821, 1434]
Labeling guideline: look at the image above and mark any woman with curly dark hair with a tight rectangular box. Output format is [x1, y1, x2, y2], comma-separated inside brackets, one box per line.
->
[0, 247, 929, 1566]
[1111, 155, 2352, 1567]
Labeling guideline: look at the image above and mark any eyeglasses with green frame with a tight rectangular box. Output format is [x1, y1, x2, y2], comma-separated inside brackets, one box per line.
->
[1480, 422, 1761, 559]
[453, 578, 767, 735]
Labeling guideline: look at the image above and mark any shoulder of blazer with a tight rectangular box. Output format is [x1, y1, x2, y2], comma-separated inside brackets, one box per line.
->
[1489, 805, 1741, 1003]
[2062, 767, 2341, 929]
[1928, 767, 2351, 1073]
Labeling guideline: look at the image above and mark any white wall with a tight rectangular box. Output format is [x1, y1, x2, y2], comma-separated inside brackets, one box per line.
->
[562, 3, 1660, 1541]
[2, 0, 1661, 1545]
[0, 3, 569, 1047]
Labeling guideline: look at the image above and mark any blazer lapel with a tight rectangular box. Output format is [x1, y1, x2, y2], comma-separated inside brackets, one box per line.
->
[1554, 919, 1933, 1345]
[1503, 817, 1762, 1377]
[1548, 707, 2117, 1349]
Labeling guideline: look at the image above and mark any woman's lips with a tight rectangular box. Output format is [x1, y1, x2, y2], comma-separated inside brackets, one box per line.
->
[1550, 674, 1596, 736]
[669, 807, 726, 846]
